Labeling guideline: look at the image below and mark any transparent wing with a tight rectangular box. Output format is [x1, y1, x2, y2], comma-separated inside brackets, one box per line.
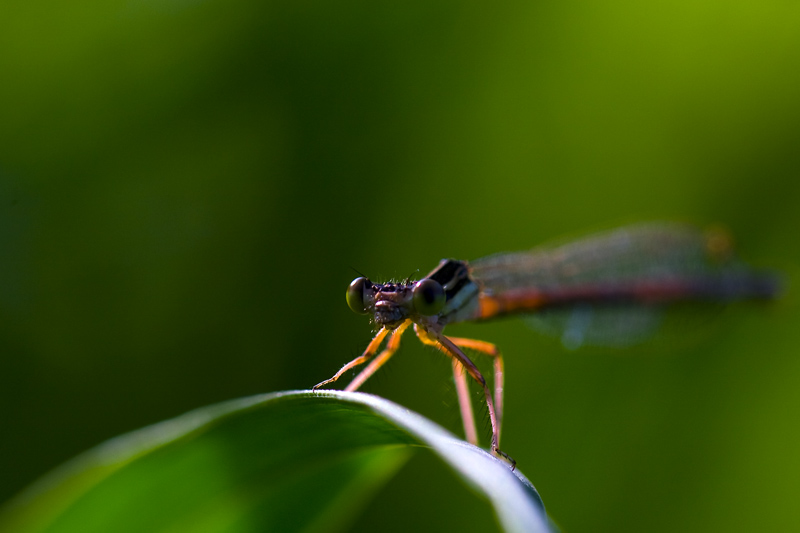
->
[525, 305, 663, 349]
[469, 223, 778, 348]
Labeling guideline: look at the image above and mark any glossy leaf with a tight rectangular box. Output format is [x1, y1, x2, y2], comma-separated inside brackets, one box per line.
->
[0, 391, 551, 533]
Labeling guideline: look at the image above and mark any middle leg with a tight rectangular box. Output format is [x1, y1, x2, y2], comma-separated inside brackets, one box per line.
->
[415, 325, 478, 445]
[447, 337, 504, 438]
[415, 325, 515, 468]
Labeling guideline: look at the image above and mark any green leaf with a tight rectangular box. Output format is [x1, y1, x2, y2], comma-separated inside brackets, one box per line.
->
[0, 391, 552, 533]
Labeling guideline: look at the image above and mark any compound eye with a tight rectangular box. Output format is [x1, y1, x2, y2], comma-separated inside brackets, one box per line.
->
[346, 277, 372, 314]
[412, 278, 446, 316]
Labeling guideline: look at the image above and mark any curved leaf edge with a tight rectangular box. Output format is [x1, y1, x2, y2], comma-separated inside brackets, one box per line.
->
[1, 390, 553, 533]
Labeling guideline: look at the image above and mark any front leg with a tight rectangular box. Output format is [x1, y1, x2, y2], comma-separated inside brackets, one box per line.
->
[313, 327, 390, 390]
[345, 321, 410, 391]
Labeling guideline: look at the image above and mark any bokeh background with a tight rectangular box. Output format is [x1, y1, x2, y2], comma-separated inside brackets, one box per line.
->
[1, 1, 799, 531]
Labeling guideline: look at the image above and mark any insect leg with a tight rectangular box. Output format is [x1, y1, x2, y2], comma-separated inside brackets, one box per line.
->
[345, 321, 410, 392]
[446, 337, 504, 439]
[313, 327, 390, 390]
[417, 326, 515, 469]
[414, 325, 478, 445]
[451, 358, 479, 445]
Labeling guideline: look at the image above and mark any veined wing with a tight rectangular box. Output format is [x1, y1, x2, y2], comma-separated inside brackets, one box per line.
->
[467, 223, 779, 348]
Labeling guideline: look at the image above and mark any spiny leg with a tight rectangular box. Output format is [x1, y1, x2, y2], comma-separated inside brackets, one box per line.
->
[451, 357, 478, 445]
[313, 327, 390, 390]
[414, 325, 478, 445]
[440, 335, 515, 468]
[416, 326, 515, 469]
[345, 321, 411, 392]
[447, 337, 504, 439]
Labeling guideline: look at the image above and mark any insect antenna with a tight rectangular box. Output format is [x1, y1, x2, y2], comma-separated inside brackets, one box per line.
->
[348, 265, 369, 278]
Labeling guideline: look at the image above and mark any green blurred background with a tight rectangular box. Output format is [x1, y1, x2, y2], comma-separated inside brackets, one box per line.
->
[1, 0, 799, 531]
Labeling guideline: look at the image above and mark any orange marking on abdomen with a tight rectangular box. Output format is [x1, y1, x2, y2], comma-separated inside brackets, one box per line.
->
[478, 290, 546, 319]
[478, 295, 503, 319]
[501, 290, 546, 313]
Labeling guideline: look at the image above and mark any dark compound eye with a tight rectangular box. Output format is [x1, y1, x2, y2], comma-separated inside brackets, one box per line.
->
[412, 278, 446, 316]
[346, 277, 372, 314]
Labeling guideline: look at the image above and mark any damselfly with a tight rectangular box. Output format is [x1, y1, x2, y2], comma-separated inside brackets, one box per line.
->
[313, 223, 780, 468]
